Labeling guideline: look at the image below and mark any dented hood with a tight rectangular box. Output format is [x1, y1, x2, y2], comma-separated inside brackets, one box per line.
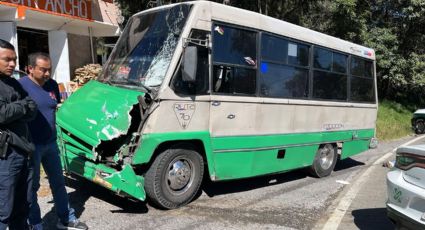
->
[57, 80, 144, 146]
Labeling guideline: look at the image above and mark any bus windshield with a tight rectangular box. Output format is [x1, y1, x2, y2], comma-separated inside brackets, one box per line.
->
[99, 4, 191, 88]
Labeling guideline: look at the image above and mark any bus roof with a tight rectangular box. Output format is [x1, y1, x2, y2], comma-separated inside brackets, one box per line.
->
[133, 1, 375, 60]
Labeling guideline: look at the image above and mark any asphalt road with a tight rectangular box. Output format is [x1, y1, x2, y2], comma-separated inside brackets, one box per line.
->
[37, 135, 421, 230]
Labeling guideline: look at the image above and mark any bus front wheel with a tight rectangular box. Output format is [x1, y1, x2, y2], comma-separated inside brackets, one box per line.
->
[145, 144, 204, 209]
[309, 144, 337, 178]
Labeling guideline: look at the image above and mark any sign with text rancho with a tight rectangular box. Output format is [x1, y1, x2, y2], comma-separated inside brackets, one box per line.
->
[3, 0, 92, 20]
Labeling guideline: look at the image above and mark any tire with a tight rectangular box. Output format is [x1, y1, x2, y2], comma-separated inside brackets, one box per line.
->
[415, 119, 425, 134]
[144, 144, 204, 209]
[309, 143, 337, 178]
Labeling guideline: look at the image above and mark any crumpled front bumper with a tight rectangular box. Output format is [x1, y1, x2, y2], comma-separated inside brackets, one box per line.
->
[61, 149, 146, 201]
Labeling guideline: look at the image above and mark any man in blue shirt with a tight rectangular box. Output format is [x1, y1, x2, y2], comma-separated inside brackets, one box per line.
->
[19, 52, 88, 230]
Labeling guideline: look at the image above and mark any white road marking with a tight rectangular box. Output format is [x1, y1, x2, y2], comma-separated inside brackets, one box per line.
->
[321, 135, 425, 230]
[335, 180, 350, 185]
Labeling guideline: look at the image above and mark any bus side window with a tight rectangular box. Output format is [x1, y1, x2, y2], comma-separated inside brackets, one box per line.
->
[213, 66, 232, 93]
[259, 34, 310, 99]
[172, 30, 209, 95]
[213, 65, 256, 95]
[350, 57, 375, 102]
[312, 47, 348, 101]
[212, 23, 257, 95]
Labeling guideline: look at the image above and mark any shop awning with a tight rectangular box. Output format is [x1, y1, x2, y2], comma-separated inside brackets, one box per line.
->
[0, 4, 120, 37]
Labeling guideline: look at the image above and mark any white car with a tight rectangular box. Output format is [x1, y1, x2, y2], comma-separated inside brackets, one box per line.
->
[387, 145, 425, 229]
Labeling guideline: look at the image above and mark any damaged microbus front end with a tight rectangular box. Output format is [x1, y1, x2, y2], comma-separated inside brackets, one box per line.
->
[57, 2, 210, 209]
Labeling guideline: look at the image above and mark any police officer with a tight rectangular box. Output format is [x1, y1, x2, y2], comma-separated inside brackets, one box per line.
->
[0, 39, 37, 230]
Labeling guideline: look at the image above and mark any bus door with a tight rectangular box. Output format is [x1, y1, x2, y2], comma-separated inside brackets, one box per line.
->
[209, 23, 261, 179]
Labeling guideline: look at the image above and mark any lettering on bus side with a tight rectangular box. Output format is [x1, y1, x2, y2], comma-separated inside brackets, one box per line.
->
[323, 123, 344, 131]
[173, 103, 196, 129]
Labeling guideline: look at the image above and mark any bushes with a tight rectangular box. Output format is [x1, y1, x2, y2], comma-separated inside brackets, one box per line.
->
[377, 100, 414, 140]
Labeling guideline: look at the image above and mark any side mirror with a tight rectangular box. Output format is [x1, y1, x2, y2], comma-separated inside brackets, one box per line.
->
[182, 46, 197, 82]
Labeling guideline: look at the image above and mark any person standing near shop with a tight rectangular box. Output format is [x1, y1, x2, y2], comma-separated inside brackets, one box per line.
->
[19, 52, 88, 230]
[0, 39, 37, 230]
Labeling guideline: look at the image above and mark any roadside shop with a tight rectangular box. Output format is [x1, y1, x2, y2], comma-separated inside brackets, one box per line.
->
[0, 0, 121, 84]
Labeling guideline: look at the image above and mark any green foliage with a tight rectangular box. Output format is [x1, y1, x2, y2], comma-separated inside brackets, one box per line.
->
[376, 100, 413, 140]
[113, 0, 147, 25]
[327, 0, 368, 43]
[365, 0, 425, 106]
[114, 0, 425, 106]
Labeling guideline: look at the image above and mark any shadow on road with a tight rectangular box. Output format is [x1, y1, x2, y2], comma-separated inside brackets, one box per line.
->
[201, 169, 308, 197]
[352, 208, 394, 230]
[41, 175, 148, 228]
[69, 175, 148, 212]
[334, 157, 365, 172]
[202, 156, 366, 197]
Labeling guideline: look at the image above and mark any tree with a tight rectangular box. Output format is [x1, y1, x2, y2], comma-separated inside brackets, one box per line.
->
[113, 0, 185, 25]
[113, 0, 425, 106]
[365, 0, 425, 105]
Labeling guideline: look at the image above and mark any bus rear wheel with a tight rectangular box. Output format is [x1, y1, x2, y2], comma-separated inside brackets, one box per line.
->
[145, 144, 204, 209]
[309, 144, 337, 178]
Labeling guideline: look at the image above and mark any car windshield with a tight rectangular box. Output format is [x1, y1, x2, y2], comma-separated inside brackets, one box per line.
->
[99, 4, 191, 88]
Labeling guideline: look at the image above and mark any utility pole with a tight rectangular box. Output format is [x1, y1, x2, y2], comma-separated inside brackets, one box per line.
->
[258, 0, 262, 14]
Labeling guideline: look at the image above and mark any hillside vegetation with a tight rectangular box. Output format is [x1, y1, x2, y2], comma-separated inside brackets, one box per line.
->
[377, 100, 414, 141]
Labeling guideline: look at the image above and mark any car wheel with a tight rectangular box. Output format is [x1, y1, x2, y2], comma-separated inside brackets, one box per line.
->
[415, 119, 425, 134]
[145, 144, 204, 209]
[309, 143, 337, 178]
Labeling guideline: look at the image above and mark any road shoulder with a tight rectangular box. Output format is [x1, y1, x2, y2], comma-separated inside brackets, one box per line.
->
[314, 135, 425, 230]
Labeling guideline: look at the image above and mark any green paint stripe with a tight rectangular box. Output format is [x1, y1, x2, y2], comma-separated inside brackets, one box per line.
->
[213, 137, 371, 153]
[211, 129, 374, 152]
[134, 131, 212, 164]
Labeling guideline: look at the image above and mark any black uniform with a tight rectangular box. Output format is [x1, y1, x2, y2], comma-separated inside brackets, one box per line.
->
[0, 75, 37, 230]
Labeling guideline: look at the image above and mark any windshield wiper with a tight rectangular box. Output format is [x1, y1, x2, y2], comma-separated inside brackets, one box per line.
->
[103, 78, 152, 94]
[106, 79, 127, 86]
[103, 78, 114, 85]
[127, 79, 152, 94]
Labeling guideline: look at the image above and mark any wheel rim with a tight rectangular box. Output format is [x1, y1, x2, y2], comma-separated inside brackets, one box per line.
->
[319, 145, 334, 170]
[165, 156, 194, 195]
[417, 121, 424, 133]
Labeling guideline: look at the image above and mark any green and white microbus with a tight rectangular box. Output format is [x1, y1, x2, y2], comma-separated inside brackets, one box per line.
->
[57, 1, 378, 209]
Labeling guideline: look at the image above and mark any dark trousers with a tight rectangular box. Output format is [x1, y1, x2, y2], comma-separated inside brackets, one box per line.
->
[0, 148, 32, 230]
